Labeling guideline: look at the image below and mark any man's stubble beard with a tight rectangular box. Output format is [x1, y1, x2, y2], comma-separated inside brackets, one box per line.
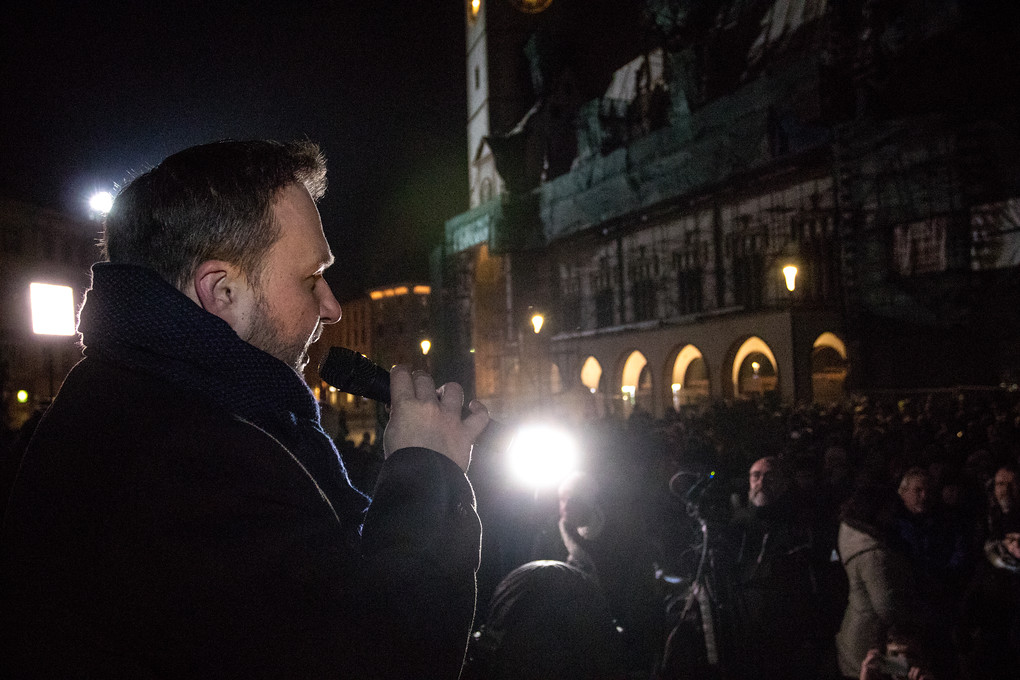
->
[244, 292, 321, 373]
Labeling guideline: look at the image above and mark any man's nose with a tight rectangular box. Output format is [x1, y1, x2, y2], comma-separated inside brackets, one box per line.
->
[317, 280, 342, 324]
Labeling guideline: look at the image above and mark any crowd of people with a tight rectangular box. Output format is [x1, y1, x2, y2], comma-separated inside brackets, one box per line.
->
[450, 389, 1020, 679]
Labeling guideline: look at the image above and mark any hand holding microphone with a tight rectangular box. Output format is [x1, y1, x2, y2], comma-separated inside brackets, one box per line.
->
[320, 347, 489, 472]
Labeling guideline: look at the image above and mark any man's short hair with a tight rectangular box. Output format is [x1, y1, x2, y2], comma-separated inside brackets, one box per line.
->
[102, 139, 327, 289]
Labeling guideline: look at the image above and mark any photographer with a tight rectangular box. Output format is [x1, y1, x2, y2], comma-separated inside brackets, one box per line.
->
[859, 624, 936, 680]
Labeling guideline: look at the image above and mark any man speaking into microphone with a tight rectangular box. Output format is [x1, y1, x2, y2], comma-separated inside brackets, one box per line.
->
[0, 140, 490, 679]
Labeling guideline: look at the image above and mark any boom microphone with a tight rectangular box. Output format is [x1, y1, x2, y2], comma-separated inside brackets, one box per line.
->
[319, 347, 393, 404]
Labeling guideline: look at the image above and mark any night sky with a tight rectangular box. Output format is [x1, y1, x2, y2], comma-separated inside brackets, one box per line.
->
[1, 2, 470, 301]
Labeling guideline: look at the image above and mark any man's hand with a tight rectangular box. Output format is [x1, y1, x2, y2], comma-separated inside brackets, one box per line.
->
[860, 648, 884, 680]
[382, 365, 489, 471]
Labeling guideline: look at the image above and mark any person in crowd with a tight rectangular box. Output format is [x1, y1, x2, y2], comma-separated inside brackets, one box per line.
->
[895, 467, 970, 676]
[958, 465, 1020, 679]
[724, 456, 820, 680]
[0, 140, 489, 679]
[531, 470, 663, 677]
[462, 560, 627, 680]
[896, 466, 972, 585]
[988, 465, 1020, 540]
[813, 444, 855, 647]
[859, 623, 937, 680]
[836, 482, 916, 678]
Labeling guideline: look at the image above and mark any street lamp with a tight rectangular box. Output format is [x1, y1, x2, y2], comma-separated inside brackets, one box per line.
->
[782, 265, 798, 292]
[420, 339, 431, 356]
[531, 314, 544, 334]
[89, 191, 114, 215]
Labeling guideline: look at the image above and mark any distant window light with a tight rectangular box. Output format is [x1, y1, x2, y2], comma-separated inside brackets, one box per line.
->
[413, 285, 431, 295]
[893, 217, 948, 276]
[393, 286, 409, 296]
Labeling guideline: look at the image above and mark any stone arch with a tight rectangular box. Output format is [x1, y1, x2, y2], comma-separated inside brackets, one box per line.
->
[577, 355, 606, 420]
[619, 350, 652, 417]
[668, 344, 710, 408]
[580, 355, 603, 393]
[728, 336, 779, 399]
[812, 331, 848, 404]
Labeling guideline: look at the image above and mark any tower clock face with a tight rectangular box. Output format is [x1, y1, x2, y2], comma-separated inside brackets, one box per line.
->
[510, 0, 553, 13]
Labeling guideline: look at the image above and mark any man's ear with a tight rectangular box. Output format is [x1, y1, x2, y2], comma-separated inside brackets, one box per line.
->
[191, 260, 252, 329]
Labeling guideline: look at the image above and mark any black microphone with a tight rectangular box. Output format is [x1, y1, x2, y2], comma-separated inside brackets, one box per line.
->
[318, 345, 510, 449]
[319, 347, 392, 404]
[318, 347, 509, 450]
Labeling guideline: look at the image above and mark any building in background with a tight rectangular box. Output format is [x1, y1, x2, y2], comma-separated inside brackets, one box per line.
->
[306, 283, 432, 444]
[436, 0, 1020, 422]
[0, 198, 99, 432]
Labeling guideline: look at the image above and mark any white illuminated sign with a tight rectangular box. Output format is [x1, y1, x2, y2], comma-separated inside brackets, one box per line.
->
[30, 283, 76, 336]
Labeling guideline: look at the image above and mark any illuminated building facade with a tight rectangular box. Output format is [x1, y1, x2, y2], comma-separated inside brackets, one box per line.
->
[437, 0, 1020, 420]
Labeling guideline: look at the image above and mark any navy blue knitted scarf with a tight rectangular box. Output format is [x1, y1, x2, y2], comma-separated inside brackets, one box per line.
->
[78, 262, 369, 531]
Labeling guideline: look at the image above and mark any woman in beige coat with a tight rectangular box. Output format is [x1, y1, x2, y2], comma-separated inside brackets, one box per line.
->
[835, 483, 916, 678]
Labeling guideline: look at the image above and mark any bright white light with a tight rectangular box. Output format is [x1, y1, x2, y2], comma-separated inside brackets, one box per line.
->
[89, 191, 114, 215]
[507, 423, 579, 490]
[782, 265, 798, 292]
[30, 283, 76, 336]
[420, 339, 431, 355]
[17, 389, 29, 403]
[531, 314, 544, 334]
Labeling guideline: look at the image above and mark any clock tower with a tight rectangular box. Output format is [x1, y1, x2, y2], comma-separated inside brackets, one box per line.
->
[463, 0, 549, 209]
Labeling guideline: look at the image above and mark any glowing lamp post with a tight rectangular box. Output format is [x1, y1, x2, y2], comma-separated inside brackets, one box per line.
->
[89, 191, 114, 216]
[419, 338, 432, 372]
[531, 313, 544, 334]
[782, 265, 798, 292]
[30, 282, 76, 398]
